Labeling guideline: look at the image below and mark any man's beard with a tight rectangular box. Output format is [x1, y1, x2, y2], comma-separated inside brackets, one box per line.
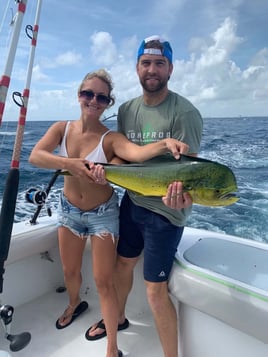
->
[140, 77, 168, 93]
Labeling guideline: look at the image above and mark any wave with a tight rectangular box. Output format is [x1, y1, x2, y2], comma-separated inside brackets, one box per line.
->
[0, 117, 267, 243]
[0, 131, 17, 136]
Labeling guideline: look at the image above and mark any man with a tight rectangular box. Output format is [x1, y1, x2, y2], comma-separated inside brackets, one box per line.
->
[87, 35, 203, 357]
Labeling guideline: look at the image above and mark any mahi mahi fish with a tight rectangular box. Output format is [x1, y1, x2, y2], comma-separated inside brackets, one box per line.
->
[63, 155, 239, 207]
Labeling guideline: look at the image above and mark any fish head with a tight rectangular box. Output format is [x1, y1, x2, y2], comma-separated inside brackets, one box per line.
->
[186, 161, 239, 207]
[189, 185, 239, 206]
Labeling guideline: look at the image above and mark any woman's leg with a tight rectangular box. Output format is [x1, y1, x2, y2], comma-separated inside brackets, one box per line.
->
[91, 233, 119, 357]
[57, 226, 87, 327]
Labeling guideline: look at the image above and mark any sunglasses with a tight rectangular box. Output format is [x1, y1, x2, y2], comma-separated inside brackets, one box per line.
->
[79, 90, 111, 105]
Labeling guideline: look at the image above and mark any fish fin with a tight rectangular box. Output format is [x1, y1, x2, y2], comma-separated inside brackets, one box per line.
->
[95, 155, 216, 167]
[179, 155, 214, 164]
[95, 162, 148, 168]
[142, 154, 212, 165]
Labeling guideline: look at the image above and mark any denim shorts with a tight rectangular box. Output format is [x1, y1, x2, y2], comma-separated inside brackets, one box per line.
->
[57, 191, 119, 239]
[118, 192, 184, 282]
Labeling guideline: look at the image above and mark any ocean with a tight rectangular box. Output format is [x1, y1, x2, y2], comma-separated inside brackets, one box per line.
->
[0, 117, 267, 243]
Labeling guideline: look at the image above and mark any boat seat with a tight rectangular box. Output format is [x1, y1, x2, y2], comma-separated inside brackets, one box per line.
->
[183, 237, 268, 291]
[169, 236, 268, 344]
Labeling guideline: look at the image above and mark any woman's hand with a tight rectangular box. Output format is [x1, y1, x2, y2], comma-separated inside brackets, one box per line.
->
[64, 159, 98, 182]
[88, 163, 108, 185]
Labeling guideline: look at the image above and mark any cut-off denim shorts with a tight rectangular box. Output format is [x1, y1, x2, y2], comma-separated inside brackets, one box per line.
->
[57, 190, 119, 240]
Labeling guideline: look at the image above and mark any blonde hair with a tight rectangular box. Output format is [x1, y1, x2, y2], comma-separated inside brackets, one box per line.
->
[78, 69, 115, 107]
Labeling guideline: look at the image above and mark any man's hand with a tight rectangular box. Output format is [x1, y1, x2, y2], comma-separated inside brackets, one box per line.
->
[164, 139, 189, 159]
[162, 181, 192, 210]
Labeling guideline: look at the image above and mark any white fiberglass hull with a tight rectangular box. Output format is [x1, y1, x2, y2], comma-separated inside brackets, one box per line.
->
[0, 216, 267, 356]
[169, 228, 268, 357]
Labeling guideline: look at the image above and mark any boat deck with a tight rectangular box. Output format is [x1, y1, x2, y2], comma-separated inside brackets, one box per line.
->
[0, 218, 166, 357]
[0, 243, 168, 357]
[2, 219, 268, 357]
[0, 288, 162, 357]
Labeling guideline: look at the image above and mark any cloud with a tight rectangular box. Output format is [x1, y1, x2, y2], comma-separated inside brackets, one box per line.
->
[27, 88, 79, 121]
[0, 0, 268, 120]
[54, 51, 82, 66]
[84, 18, 268, 118]
[251, 48, 268, 66]
[151, 0, 186, 27]
[39, 51, 82, 69]
[166, 16, 268, 116]
[196, 18, 244, 67]
[32, 64, 49, 81]
[90, 32, 117, 66]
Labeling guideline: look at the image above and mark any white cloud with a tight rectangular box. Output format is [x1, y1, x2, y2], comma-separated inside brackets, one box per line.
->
[54, 51, 82, 66]
[90, 32, 117, 66]
[29, 19, 268, 119]
[196, 18, 244, 67]
[168, 17, 268, 116]
[151, 0, 186, 27]
[251, 48, 268, 66]
[1, 0, 267, 120]
[27, 88, 79, 121]
[32, 64, 49, 81]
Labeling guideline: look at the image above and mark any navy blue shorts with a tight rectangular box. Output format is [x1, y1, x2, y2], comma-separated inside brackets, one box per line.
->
[118, 193, 184, 282]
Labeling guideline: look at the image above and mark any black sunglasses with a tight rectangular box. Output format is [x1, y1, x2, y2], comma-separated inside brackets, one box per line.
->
[79, 90, 111, 105]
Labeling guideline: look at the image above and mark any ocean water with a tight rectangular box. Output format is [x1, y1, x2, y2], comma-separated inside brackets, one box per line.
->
[0, 117, 267, 243]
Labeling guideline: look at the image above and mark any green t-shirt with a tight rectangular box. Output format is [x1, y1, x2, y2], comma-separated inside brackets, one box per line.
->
[117, 90, 203, 227]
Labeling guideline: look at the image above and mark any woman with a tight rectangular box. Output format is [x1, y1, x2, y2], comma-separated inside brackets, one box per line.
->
[29, 69, 189, 357]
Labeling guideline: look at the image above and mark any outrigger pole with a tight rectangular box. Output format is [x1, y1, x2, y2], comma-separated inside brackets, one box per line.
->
[0, 0, 27, 126]
[0, 1, 43, 351]
[0, 0, 42, 296]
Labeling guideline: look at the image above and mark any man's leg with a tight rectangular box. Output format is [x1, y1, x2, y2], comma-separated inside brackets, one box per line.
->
[146, 280, 178, 357]
[141, 211, 183, 357]
[116, 192, 144, 323]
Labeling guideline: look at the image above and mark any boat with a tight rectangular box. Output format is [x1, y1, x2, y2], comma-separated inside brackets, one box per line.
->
[1, 2, 268, 356]
[0, 212, 268, 356]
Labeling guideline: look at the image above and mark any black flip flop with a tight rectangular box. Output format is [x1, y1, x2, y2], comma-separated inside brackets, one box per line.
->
[56, 301, 88, 329]
[85, 318, 129, 341]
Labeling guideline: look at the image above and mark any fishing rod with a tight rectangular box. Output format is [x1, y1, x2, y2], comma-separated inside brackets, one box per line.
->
[0, 0, 27, 126]
[102, 113, 117, 122]
[0, 0, 42, 352]
[0, 0, 42, 285]
[26, 169, 61, 225]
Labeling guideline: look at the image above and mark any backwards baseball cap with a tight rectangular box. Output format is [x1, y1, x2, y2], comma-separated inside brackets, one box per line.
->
[137, 35, 173, 63]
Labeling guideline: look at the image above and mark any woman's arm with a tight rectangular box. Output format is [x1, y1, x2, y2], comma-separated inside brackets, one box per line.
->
[110, 132, 189, 162]
[29, 122, 95, 179]
[29, 122, 67, 169]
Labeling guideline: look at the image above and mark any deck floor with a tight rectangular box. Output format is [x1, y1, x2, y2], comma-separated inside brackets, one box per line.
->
[0, 288, 163, 357]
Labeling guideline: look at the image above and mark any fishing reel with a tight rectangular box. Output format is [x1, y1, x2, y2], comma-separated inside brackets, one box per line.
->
[25, 187, 47, 205]
[0, 303, 31, 352]
[25, 187, 52, 217]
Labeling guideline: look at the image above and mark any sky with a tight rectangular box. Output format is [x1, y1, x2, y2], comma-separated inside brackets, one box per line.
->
[0, 0, 267, 122]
